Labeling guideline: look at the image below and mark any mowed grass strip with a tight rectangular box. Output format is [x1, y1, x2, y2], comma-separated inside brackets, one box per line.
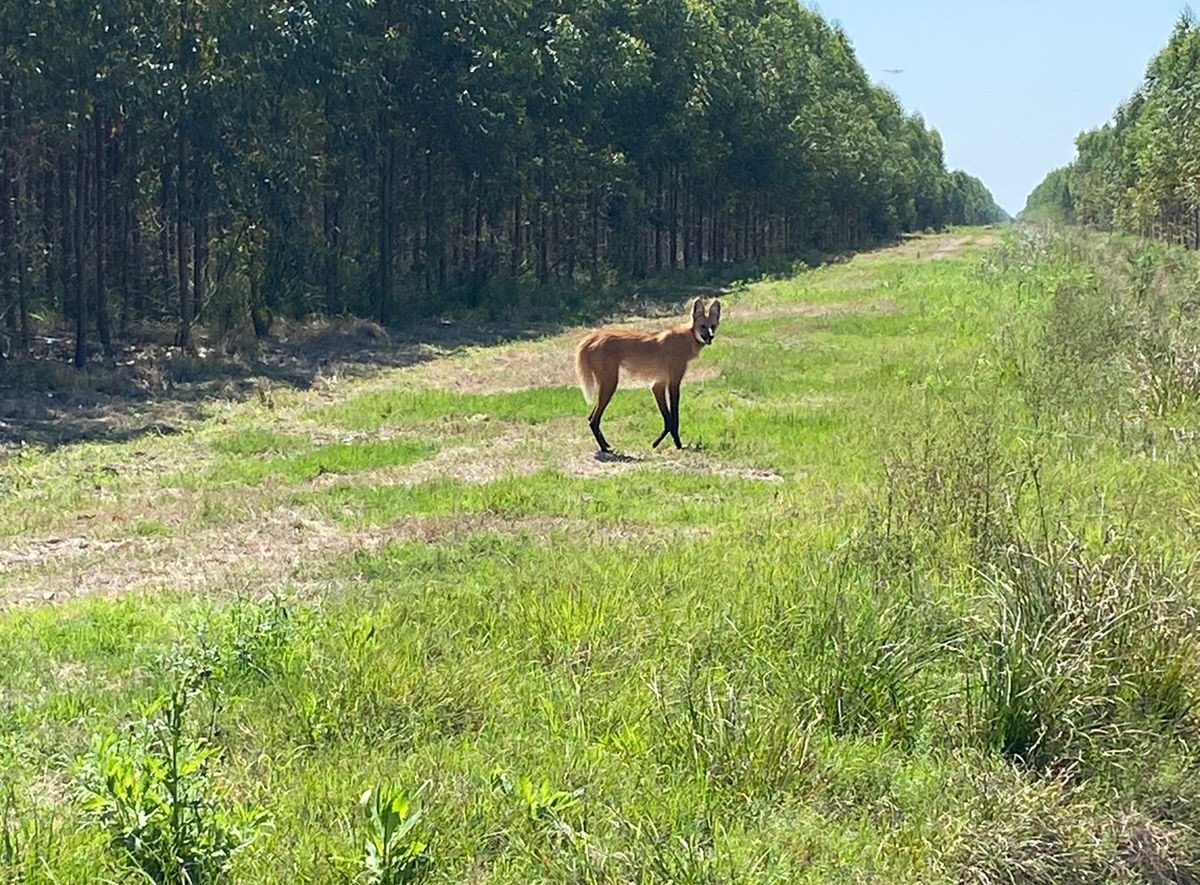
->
[5, 228, 1200, 883]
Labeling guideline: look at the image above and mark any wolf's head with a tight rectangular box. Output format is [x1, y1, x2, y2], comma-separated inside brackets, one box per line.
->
[691, 297, 722, 346]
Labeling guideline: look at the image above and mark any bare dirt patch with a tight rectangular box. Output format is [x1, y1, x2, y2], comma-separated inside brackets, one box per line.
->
[927, 234, 1000, 260]
[0, 505, 698, 609]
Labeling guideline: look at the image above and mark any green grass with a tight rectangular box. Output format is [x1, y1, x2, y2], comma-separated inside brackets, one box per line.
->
[4, 227, 1200, 883]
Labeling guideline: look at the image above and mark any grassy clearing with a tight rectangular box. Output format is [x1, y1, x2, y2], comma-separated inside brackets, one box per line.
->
[4, 225, 1200, 883]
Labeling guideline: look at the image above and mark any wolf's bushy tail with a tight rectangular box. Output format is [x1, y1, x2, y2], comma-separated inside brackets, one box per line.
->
[575, 338, 597, 405]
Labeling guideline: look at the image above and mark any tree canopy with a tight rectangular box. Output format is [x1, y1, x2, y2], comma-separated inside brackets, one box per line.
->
[0, 0, 1006, 361]
[1023, 12, 1200, 245]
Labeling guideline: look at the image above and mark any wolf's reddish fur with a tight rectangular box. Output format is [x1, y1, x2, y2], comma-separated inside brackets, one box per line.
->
[574, 297, 721, 453]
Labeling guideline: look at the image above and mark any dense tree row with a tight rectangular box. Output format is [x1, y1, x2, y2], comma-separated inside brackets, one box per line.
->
[1023, 12, 1200, 243]
[1022, 167, 1076, 224]
[0, 0, 1005, 364]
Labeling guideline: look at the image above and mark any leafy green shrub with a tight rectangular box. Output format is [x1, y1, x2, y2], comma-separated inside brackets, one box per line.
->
[185, 594, 303, 687]
[517, 777, 580, 825]
[217, 594, 298, 683]
[75, 681, 263, 884]
[490, 768, 590, 862]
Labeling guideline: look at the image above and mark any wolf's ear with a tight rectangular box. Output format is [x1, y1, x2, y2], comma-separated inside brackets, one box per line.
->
[692, 297, 706, 319]
[708, 299, 721, 325]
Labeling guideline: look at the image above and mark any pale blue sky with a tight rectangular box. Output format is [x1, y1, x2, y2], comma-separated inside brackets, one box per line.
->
[808, 1, 1191, 216]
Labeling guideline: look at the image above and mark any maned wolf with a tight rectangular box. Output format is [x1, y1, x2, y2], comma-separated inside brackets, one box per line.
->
[574, 297, 721, 453]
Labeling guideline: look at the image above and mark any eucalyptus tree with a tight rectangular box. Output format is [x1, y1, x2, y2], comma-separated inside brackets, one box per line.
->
[5, 0, 1004, 367]
[1025, 12, 1200, 246]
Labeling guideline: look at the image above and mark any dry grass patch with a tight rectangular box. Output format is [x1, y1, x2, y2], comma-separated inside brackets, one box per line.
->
[731, 297, 899, 321]
[0, 506, 344, 608]
[309, 419, 565, 488]
[409, 332, 583, 394]
[3, 409, 783, 608]
[308, 416, 787, 487]
[0, 502, 699, 609]
[852, 230, 1001, 265]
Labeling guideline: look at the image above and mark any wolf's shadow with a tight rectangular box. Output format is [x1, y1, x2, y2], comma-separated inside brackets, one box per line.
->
[594, 451, 644, 464]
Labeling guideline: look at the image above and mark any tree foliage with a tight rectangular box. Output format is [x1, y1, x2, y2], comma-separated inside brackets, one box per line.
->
[1023, 11, 1200, 245]
[0, 0, 1005, 361]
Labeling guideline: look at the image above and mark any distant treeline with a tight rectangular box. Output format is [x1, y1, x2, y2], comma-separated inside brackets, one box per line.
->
[0, 0, 1007, 364]
[1023, 12, 1200, 244]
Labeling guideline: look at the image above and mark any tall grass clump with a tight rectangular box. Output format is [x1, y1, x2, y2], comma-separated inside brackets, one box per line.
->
[983, 227, 1136, 437]
[969, 533, 1200, 774]
[867, 404, 1032, 579]
[1, 786, 54, 883]
[997, 228, 1200, 437]
[780, 566, 959, 747]
[953, 756, 1200, 885]
[649, 660, 817, 800]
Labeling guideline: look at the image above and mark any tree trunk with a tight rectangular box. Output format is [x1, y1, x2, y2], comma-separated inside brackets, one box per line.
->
[40, 165, 58, 310]
[538, 162, 549, 285]
[176, 135, 191, 348]
[130, 198, 143, 321]
[94, 111, 112, 351]
[193, 207, 207, 322]
[566, 195, 576, 281]
[473, 190, 483, 272]
[159, 163, 172, 315]
[591, 189, 600, 278]
[14, 145, 30, 351]
[324, 162, 342, 314]
[511, 187, 522, 278]
[176, 0, 194, 347]
[74, 138, 87, 369]
[378, 136, 395, 324]
[709, 188, 718, 265]
[457, 189, 470, 282]
[682, 175, 692, 269]
[60, 152, 74, 319]
[552, 193, 562, 281]
[115, 130, 131, 333]
[669, 170, 679, 270]
[657, 170, 667, 271]
[0, 81, 12, 349]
